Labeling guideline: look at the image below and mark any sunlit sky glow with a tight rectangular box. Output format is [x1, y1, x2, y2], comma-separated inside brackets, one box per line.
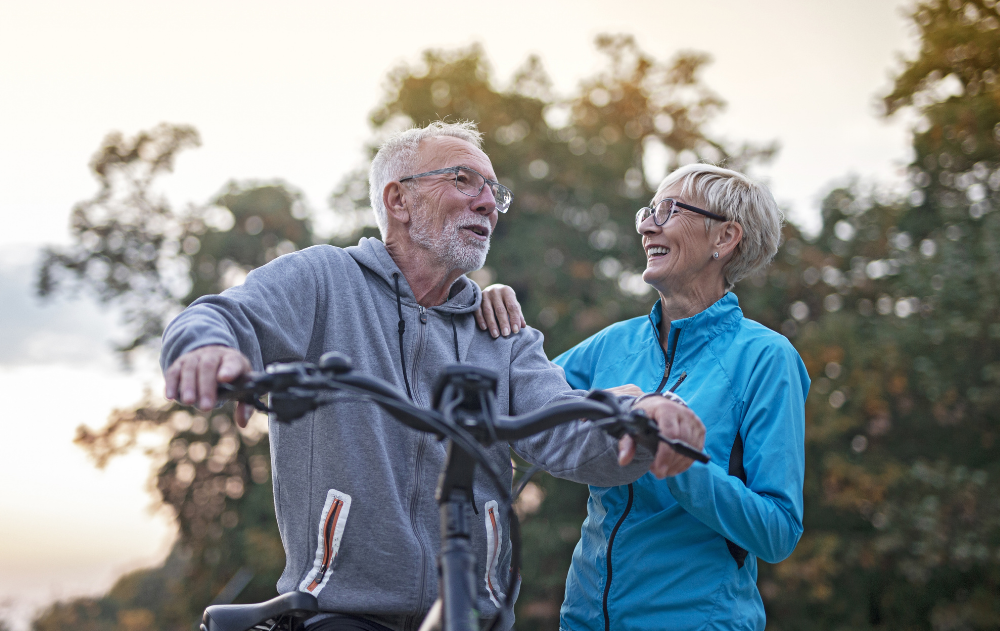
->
[0, 1, 915, 627]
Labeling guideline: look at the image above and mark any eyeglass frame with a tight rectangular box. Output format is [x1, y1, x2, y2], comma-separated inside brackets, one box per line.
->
[635, 197, 727, 232]
[398, 166, 512, 213]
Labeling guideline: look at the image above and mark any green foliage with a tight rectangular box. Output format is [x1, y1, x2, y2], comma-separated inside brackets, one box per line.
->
[329, 38, 773, 627]
[749, 2, 1000, 627]
[36, 35, 768, 631]
[37, 124, 312, 357]
[35, 127, 312, 630]
[35, 4, 1000, 628]
[332, 36, 773, 357]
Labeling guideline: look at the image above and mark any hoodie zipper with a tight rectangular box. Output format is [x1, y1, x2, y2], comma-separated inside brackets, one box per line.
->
[409, 304, 430, 612]
[602, 324, 682, 628]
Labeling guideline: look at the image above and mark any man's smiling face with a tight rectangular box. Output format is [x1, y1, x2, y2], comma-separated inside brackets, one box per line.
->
[405, 136, 499, 273]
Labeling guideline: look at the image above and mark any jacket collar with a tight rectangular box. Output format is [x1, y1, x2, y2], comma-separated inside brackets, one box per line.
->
[345, 237, 481, 314]
[648, 292, 743, 352]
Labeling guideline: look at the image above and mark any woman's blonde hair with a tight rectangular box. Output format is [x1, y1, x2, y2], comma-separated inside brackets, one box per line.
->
[656, 164, 783, 290]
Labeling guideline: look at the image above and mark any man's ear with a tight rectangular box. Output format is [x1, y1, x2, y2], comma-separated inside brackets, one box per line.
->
[383, 182, 411, 225]
[715, 221, 743, 259]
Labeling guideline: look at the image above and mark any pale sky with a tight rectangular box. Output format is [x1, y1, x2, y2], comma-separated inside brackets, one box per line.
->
[0, 1, 916, 627]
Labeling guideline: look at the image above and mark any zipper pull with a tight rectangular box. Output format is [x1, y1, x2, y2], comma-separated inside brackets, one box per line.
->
[669, 371, 688, 392]
[418, 305, 427, 324]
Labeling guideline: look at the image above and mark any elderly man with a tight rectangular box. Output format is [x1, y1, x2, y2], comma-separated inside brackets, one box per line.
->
[161, 121, 704, 631]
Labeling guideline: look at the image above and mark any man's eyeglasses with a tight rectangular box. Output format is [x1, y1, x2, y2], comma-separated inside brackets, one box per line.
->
[635, 198, 727, 232]
[399, 166, 513, 213]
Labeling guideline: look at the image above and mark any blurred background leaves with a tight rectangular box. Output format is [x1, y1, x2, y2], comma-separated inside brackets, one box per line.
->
[29, 1, 1000, 628]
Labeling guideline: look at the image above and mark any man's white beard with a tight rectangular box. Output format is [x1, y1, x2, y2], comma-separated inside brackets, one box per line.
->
[410, 203, 491, 273]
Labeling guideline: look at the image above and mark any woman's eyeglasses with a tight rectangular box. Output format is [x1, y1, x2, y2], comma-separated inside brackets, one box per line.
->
[635, 198, 726, 232]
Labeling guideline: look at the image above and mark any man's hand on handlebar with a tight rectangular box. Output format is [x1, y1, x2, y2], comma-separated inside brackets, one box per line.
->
[618, 395, 706, 479]
[164, 345, 255, 426]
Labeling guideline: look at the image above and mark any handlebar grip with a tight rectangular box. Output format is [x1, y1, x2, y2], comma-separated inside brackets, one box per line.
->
[627, 410, 711, 464]
[660, 437, 711, 464]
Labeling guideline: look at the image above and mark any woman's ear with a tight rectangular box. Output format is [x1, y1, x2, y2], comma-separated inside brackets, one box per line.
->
[715, 221, 743, 259]
[383, 182, 411, 225]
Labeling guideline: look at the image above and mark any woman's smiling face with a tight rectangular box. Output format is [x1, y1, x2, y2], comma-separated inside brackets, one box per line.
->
[639, 184, 720, 294]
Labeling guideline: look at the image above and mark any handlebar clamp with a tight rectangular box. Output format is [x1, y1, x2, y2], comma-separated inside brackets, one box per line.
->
[586, 389, 662, 455]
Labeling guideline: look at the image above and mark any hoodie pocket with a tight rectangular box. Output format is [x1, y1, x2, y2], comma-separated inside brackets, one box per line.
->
[299, 488, 352, 596]
[483, 500, 505, 607]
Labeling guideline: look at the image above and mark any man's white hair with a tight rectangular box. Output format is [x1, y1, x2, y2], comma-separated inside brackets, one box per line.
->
[656, 163, 783, 291]
[369, 121, 484, 238]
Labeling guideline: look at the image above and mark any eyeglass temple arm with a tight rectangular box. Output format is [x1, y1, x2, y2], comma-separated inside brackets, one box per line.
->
[674, 201, 727, 222]
[398, 167, 459, 183]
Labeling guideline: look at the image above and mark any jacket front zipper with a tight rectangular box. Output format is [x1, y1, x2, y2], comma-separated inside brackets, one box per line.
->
[602, 324, 683, 627]
[603, 483, 635, 631]
[407, 304, 430, 612]
[654, 326, 682, 393]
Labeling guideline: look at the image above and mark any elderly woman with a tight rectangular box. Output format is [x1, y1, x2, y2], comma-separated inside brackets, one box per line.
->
[477, 164, 809, 630]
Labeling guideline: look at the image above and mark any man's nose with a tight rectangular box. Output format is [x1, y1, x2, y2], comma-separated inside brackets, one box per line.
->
[471, 183, 497, 215]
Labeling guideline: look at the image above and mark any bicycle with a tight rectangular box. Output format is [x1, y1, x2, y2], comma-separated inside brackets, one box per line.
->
[200, 351, 710, 631]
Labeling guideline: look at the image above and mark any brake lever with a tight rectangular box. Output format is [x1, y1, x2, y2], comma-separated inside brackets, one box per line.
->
[216, 373, 274, 414]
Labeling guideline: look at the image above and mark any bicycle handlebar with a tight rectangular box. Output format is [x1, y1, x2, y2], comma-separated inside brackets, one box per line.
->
[212, 352, 707, 631]
[217, 353, 710, 464]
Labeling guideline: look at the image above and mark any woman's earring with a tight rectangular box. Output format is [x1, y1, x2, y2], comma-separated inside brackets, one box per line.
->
[713, 252, 719, 260]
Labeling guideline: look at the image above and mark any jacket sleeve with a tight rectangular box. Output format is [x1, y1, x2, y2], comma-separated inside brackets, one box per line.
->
[507, 328, 650, 487]
[160, 249, 326, 373]
[551, 330, 601, 390]
[664, 340, 809, 564]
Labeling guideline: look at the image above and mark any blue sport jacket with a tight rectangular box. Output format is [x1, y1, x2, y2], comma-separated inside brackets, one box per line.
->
[554, 293, 809, 631]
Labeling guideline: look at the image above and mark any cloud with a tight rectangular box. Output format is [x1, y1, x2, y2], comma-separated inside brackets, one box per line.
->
[0, 245, 126, 368]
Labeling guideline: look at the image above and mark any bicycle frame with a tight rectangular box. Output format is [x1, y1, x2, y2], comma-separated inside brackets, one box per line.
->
[208, 352, 710, 631]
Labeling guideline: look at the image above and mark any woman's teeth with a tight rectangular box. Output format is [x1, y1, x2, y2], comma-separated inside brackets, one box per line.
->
[647, 246, 669, 257]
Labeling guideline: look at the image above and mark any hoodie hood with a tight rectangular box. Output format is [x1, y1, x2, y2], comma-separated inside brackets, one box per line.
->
[345, 237, 481, 315]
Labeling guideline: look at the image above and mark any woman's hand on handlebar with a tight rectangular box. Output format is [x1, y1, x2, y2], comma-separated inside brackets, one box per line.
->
[474, 284, 526, 339]
[620, 396, 706, 478]
[165, 345, 255, 426]
[606, 384, 644, 398]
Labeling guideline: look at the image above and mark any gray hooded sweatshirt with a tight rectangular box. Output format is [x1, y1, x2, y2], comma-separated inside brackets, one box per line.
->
[161, 238, 650, 631]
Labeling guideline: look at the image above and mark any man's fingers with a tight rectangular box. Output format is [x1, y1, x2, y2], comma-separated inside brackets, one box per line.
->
[217, 352, 249, 382]
[197, 353, 222, 410]
[618, 434, 636, 466]
[235, 402, 253, 428]
[165, 363, 180, 400]
[178, 357, 198, 406]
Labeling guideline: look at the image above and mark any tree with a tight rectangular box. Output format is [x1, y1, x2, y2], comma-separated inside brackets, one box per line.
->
[331, 36, 774, 628]
[34, 127, 314, 630]
[748, 2, 1000, 627]
[36, 36, 773, 631]
[332, 36, 773, 356]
